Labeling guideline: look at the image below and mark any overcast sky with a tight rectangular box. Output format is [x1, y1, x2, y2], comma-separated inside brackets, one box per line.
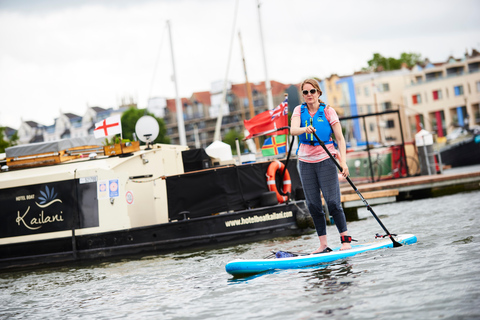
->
[1, 0, 479, 129]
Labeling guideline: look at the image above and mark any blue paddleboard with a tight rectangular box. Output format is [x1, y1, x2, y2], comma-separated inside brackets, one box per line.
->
[225, 234, 417, 276]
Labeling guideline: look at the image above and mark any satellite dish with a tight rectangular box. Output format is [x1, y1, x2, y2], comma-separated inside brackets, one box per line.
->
[135, 116, 159, 150]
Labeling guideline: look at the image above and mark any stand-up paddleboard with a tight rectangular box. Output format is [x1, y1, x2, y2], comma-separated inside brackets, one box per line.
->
[225, 234, 417, 276]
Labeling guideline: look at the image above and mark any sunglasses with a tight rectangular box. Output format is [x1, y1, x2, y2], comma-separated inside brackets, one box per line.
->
[302, 89, 317, 95]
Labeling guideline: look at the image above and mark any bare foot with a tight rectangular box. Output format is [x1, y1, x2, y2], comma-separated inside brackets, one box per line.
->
[340, 243, 351, 251]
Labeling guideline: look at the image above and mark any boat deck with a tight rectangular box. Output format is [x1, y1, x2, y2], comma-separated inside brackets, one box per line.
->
[339, 165, 480, 211]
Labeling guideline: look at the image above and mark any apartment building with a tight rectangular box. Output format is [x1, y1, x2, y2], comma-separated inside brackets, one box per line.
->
[321, 74, 345, 116]
[332, 68, 411, 148]
[163, 80, 292, 148]
[354, 68, 412, 144]
[324, 51, 480, 148]
[403, 52, 480, 141]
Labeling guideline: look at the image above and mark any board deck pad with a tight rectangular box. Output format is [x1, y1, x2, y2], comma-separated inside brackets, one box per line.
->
[225, 234, 417, 276]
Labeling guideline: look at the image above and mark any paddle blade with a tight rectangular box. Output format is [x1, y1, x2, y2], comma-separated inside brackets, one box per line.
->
[392, 237, 403, 247]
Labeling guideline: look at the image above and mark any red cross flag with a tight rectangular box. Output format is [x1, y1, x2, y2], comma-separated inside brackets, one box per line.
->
[94, 115, 122, 138]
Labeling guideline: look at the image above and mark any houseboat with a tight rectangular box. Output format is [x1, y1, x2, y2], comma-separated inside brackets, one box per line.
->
[0, 136, 311, 271]
[439, 127, 480, 168]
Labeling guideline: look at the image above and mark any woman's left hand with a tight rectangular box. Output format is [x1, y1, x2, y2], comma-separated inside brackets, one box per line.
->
[340, 162, 349, 178]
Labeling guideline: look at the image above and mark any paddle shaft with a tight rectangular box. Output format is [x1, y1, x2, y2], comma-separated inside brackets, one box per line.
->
[311, 132, 402, 247]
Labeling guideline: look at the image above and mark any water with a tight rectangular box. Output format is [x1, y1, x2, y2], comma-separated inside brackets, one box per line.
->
[1, 190, 480, 319]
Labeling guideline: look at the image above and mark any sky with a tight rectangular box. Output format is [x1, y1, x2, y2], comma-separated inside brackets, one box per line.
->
[0, 0, 479, 129]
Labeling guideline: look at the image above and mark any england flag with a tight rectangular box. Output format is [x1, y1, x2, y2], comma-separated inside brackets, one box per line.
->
[94, 115, 122, 138]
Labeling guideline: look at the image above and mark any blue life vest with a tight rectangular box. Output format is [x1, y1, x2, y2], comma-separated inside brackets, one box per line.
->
[298, 102, 334, 146]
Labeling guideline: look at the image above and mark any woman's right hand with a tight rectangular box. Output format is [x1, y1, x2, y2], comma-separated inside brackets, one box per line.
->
[305, 126, 316, 134]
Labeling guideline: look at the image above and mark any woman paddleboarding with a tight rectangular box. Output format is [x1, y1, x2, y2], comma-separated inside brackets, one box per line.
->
[290, 78, 351, 253]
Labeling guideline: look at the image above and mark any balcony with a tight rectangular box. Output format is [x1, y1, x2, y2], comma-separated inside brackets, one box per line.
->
[407, 69, 475, 87]
[446, 66, 465, 77]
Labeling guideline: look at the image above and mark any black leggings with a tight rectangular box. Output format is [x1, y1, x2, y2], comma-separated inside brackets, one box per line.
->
[299, 158, 348, 236]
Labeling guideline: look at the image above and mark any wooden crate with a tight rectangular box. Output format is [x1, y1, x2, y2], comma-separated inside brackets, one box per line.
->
[103, 144, 123, 156]
[104, 141, 140, 156]
[121, 141, 140, 154]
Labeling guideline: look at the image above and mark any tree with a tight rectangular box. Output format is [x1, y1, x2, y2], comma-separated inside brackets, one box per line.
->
[223, 129, 245, 155]
[0, 127, 19, 153]
[121, 108, 170, 144]
[399, 52, 423, 68]
[365, 52, 422, 71]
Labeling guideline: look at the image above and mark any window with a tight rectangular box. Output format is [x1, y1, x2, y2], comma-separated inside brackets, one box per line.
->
[412, 94, 421, 104]
[197, 106, 204, 118]
[364, 86, 370, 96]
[454, 85, 464, 96]
[386, 120, 395, 128]
[476, 81, 480, 92]
[367, 105, 372, 114]
[380, 83, 390, 92]
[433, 90, 442, 101]
[468, 62, 480, 73]
[426, 71, 443, 81]
[381, 102, 392, 110]
[447, 66, 464, 76]
[253, 98, 264, 107]
[186, 105, 194, 119]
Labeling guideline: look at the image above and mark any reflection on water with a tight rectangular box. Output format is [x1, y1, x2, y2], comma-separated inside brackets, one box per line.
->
[304, 262, 356, 291]
[1, 190, 480, 320]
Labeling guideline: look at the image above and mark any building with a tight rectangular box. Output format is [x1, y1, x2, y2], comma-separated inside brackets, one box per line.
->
[353, 68, 412, 144]
[326, 51, 480, 148]
[43, 112, 82, 141]
[16, 106, 119, 145]
[163, 80, 292, 148]
[17, 120, 44, 144]
[332, 68, 412, 147]
[403, 51, 480, 141]
[321, 74, 344, 116]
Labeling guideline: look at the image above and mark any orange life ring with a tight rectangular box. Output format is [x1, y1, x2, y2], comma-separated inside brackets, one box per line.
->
[266, 160, 292, 204]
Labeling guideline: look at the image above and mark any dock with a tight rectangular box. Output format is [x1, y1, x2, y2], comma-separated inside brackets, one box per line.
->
[339, 165, 480, 219]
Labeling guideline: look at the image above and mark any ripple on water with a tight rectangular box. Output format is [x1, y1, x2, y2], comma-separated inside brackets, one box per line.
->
[1, 190, 480, 319]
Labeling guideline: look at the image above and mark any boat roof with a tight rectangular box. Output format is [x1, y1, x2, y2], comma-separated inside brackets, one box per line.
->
[5, 136, 103, 158]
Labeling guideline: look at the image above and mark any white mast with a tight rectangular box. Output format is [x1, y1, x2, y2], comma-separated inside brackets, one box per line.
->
[167, 20, 187, 146]
[213, 0, 240, 142]
[257, 0, 274, 110]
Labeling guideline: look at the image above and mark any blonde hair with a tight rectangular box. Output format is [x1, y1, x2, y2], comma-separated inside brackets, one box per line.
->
[301, 79, 325, 104]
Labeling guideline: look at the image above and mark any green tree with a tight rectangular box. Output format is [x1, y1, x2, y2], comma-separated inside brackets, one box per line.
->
[365, 52, 422, 71]
[121, 108, 170, 144]
[399, 52, 423, 68]
[0, 127, 19, 153]
[223, 129, 245, 155]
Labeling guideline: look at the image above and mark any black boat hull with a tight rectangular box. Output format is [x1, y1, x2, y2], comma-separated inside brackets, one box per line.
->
[0, 201, 312, 271]
[440, 136, 480, 168]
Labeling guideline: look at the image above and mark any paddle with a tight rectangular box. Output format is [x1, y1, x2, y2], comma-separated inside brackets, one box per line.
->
[311, 131, 402, 248]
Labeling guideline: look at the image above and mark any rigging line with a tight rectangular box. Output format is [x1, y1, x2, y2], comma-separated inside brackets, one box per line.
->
[148, 23, 168, 98]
